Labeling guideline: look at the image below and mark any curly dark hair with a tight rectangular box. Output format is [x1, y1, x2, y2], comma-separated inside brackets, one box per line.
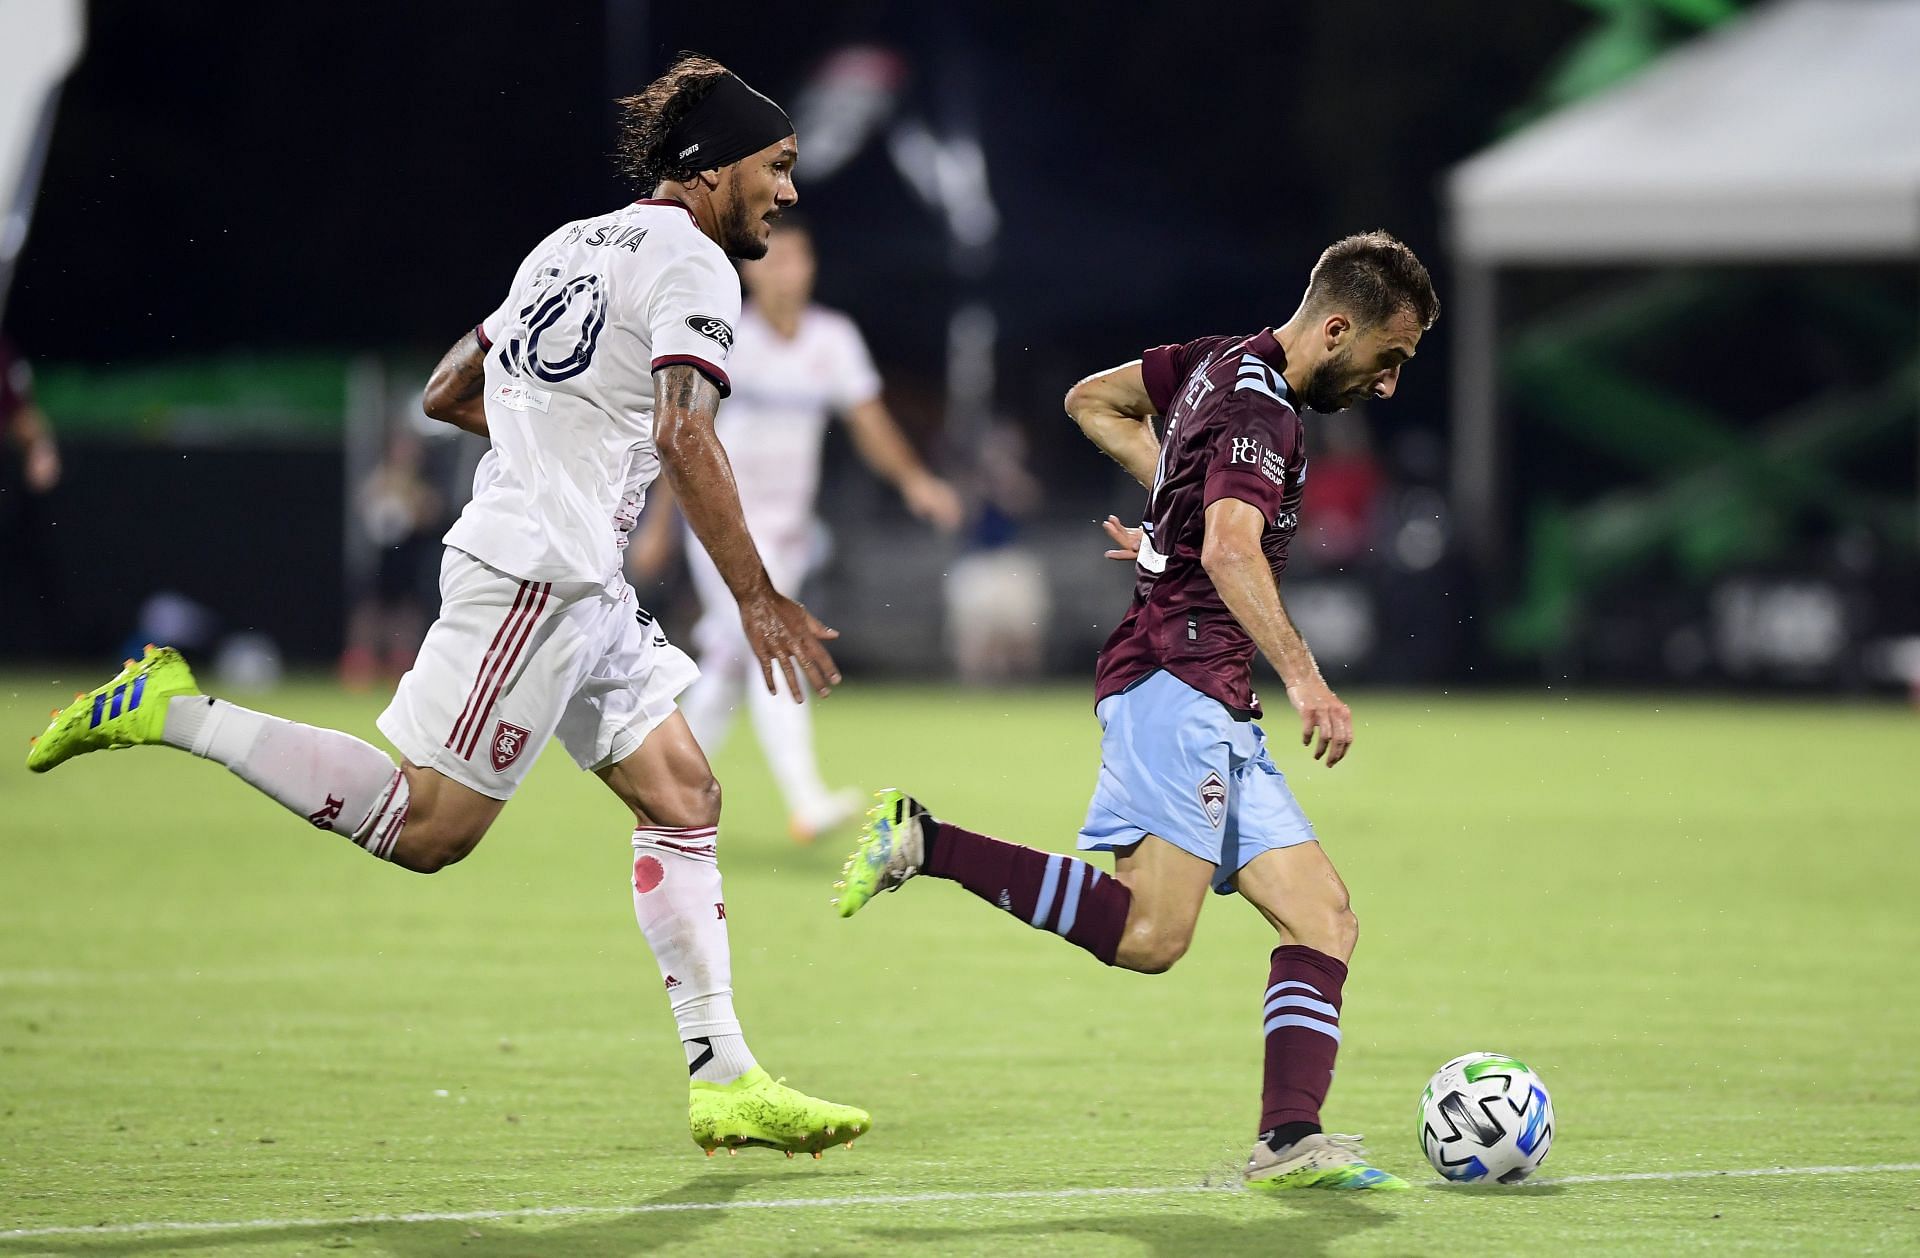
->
[614, 52, 735, 192]
[1303, 231, 1440, 330]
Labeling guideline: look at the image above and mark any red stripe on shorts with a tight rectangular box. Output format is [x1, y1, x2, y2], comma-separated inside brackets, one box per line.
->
[457, 581, 551, 760]
[446, 580, 535, 755]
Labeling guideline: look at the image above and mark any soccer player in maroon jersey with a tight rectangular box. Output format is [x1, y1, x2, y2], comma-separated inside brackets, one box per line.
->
[835, 232, 1438, 1190]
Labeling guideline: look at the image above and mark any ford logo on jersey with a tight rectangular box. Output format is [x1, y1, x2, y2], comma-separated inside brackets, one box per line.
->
[685, 315, 735, 351]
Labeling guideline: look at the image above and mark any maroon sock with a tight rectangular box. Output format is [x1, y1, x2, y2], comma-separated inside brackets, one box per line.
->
[1259, 944, 1348, 1136]
[925, 821, 1131, 965]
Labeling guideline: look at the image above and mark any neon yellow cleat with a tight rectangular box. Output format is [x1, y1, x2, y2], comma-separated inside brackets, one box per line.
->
[1244, 1132, 1411, 1191]
[833, 788, 930, 919]
[688, 1067, 871, 1158]
[25, 646, 200, 773]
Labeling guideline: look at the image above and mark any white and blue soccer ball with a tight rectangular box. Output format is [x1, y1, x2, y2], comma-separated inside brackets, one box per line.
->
[1418, 1051, 1554, 1184]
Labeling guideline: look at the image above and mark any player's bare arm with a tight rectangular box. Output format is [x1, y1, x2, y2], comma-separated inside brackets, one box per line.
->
[1065, 360, 1160, 488]
[422, 329, 491, 437]
[844, 397, 964, 531]
[653, 362, 842, 701]
[1201, 497, 1352, 766]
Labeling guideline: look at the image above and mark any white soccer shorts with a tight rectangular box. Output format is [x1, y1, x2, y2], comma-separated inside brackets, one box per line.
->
[379, 547, 698, 799]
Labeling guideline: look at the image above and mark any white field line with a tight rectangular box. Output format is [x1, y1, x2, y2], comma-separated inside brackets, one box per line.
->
[1520, 1161, 1920, 1188]
[4, 1161, 1919, 1240]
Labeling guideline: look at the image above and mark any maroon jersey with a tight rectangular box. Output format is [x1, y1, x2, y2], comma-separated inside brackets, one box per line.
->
[1092, 328, 1306, 718]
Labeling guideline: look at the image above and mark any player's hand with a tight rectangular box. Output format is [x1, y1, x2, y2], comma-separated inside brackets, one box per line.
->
[1285, 677, 1353, 767]
[740, 590, 842, 701]
[903, 473, 965, 533]
[1101, 515, 1142, 561]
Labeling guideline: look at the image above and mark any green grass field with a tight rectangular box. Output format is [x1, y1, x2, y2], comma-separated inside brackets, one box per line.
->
[2, 674, 1918, 1255]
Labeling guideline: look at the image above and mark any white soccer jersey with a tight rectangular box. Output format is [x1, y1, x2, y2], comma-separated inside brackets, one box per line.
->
[711, 304, 882, 552]
[443, 199, 742, 585]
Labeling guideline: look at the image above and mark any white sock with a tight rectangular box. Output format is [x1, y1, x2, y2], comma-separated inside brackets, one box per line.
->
[630, 825, 757, 1084]
[162, 695, 411, 860]
[745, 666, 832, 818]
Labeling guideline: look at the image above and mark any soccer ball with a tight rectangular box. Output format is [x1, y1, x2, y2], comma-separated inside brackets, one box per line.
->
[1417, 1051, 1554, 1183]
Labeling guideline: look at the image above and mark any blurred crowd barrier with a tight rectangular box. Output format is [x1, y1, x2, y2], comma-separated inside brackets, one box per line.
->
[6, 342, 1912, 699]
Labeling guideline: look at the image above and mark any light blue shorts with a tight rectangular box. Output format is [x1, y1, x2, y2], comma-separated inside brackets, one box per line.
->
[1077, 669, 1317, 894]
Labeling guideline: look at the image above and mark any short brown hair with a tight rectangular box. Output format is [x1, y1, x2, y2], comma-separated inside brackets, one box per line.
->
[615, 52, 734, 192]
[1304, 231, 1439, 330]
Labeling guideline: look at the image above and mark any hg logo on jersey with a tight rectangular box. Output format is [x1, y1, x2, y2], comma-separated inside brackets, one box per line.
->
[1230, 437, 1263, 466]
[685, 315, 735, 351]
[490, 721, 531, 774]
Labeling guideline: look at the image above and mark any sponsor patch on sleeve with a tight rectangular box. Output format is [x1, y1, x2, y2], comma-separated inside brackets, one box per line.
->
[684, 314, 735, 352]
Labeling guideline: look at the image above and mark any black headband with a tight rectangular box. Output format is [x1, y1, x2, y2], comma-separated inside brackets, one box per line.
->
[660, 73, 793, 174]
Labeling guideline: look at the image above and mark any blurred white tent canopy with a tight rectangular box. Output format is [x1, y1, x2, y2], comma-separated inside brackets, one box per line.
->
[0, 0, 84, 315]
[1449, 0, 1920, 262]
[1443, 0, 1920, 569]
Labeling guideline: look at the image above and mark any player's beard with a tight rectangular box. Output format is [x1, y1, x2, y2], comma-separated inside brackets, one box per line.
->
[1297, 346, 1358, 414]
[717, 191, 771, 261]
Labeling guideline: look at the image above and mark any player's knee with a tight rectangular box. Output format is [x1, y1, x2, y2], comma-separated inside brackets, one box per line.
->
[691, 773, 721, 826]
[672, 771, 721, 828]
[1116, 918, 1192, 975]
[1334, 901, 1359, 956]
[625, 770, 721, 830]
[1129, 937, 1190, 975]
[1280, 895, 1358, 960]
[396, 843, 471, 874]
[391, 819, 485, 874]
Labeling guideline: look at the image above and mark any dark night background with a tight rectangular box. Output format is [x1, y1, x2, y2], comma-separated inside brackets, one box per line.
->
[9, 1, 1909, 685]
[9, 1, 1588, 430]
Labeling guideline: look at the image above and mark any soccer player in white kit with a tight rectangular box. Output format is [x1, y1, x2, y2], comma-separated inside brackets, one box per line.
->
[27, 55, 869, 1159]
[635, 218, 962, 841]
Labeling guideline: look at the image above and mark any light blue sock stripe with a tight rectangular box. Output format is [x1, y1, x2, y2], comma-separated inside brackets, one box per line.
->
[1056, 863, 1087, 936]
[1265, 980, 1322, 1001]
[1263, 993, 1340, 1020]
[1031, 855, 1064, 927]
[1263, 1014, 1342, 1043]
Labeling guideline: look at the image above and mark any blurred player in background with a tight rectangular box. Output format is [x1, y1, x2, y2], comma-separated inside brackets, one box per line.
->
[944, 419, 1049, 685]
[340, 428, 444, 689]
[28, 54, 869, 1160]
[836, 233, 1438, 1190]
[635, 216, 961, 841]
[0, 333, 63, 649]
[1, 334, 58, 493]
